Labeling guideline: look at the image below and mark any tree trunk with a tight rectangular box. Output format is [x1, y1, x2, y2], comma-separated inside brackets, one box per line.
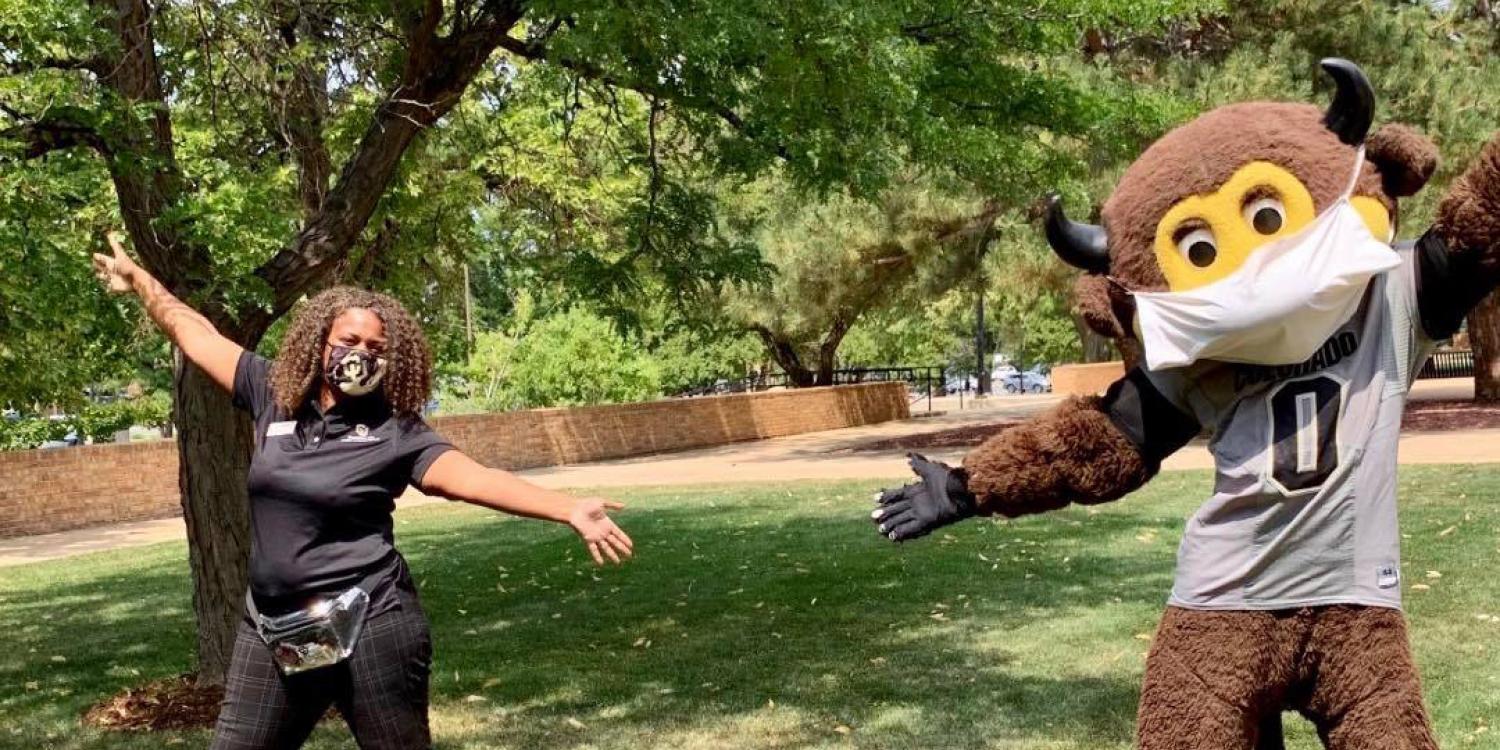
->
[173, 355, 254, 686]
[813, 317, 852, 387]
[1073, 314, 1115, 363]
[813, 354, 837, 387]
[1470, 291, 1500, 402]
[751, 325, 815, 387]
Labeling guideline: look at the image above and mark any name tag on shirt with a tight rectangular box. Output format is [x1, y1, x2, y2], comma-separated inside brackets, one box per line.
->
[266, 421, 297, 437]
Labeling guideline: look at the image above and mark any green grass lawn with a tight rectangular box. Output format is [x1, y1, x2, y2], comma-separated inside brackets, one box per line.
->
[2, 468, 1498, 749]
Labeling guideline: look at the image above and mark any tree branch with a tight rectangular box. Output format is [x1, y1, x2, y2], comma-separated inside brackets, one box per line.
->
[270, 1, 333, 218]
[0, 109, 104, 159]
[248, 0, 527, 331]
[338, 218, 399, 285]
[1, 55, 107, 77]
[84, 0, 203, 298]
[496, 35, 792, 161]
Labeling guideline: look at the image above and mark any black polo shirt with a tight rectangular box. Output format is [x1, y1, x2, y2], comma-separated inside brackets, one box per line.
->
[231, 351, 453, 612]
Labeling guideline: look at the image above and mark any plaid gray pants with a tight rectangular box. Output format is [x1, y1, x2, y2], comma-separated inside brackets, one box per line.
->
[209, 584, 432, 749]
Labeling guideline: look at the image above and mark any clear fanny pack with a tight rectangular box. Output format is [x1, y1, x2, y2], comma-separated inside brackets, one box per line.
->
[251, 587, 371, 676]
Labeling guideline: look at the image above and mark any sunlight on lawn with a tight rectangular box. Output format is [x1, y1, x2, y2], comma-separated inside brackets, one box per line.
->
[1, 468, 1497, 749]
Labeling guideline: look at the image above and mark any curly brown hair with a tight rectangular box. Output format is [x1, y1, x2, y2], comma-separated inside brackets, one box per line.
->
[268, 286, 433, 417]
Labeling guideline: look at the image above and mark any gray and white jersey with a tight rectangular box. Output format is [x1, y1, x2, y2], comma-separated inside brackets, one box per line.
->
[1145, 247, 1433, 611]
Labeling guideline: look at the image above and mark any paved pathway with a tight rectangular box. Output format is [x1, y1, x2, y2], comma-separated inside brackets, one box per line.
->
[1, 379, 1492, 568]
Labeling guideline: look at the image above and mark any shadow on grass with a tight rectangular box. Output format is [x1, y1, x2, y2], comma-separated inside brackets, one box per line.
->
[0, 476, 1205, 749]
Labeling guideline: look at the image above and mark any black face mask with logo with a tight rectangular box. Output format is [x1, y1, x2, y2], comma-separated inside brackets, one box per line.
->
[324, 344, 387, 397]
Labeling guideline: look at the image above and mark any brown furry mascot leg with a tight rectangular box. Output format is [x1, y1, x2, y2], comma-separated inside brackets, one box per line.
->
[1137, 608, 1300, 750]
[1297, 606, 1437, 750]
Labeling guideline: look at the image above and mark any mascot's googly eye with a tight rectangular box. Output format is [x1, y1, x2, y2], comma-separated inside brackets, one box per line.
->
[1243, 195, 1287, 235]
[1175, 226, 1219, 268]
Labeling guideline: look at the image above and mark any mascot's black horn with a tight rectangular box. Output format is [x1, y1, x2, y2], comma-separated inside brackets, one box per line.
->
[1321, 57, 1374, 146]
[1044, 194, 1110, 274]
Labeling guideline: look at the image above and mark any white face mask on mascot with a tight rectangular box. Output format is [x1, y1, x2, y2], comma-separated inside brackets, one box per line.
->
[1130, 147, 1399, 371]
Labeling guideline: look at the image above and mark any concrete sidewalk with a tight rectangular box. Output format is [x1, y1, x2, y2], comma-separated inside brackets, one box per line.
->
[1, 378, 1492, 568]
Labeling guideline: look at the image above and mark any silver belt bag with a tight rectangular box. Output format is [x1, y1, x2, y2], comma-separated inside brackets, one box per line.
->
[248, 587, 371, 675]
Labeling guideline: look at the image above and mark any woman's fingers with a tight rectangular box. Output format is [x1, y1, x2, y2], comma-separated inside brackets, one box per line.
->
[586, 541, 604, 566]
[605, 531, 633, 559]
[597, 538, 622, 564]
[602, 500, 625, 511]
[607, 524, 634, 552]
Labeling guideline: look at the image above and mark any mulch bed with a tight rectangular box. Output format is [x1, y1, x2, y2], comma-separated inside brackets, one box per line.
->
[848, 400, 1500, 453]
[82, 673, 224, 731]
[850, 422, 1018, 452]
[1403, 399, 1500, 431]
[82, 672, 341, 732]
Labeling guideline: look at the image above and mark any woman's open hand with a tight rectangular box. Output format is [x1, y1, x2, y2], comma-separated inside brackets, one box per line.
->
[568, 498, 634, 565]
[92, 232, 139, 294]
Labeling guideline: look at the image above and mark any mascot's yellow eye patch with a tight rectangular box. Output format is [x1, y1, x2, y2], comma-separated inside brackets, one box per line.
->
[1350, 195, 1392, 245]
[1153, 162, 1318, 291]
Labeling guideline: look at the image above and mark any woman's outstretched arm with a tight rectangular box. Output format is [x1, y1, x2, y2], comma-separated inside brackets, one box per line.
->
[418, 450, 635, 566]
[92, 232, 244, 392]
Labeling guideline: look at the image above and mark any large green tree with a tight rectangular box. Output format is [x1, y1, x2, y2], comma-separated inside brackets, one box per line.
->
[718, 179, 997, 386]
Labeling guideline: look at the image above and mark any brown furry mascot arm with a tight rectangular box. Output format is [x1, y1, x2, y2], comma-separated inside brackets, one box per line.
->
[1415, 133, 1500, 338]
[873, 369, 1199, 541]
[961, 368, 1200, 518]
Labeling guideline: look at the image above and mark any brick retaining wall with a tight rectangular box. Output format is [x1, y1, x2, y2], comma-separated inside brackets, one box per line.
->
[0, 383, 909, 538]
[1050, 362, 1126, 396]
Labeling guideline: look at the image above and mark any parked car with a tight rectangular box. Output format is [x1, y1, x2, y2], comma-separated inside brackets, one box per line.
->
[944, 375, 976, 394]
[38, 430, 81, 449]
[998, 367, 1051, 394]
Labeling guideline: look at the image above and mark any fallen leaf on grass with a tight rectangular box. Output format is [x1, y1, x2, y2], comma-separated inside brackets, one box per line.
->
[565, 717, 587, 730]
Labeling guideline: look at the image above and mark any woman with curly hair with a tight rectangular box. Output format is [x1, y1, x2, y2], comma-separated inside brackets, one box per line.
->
[93, 233, 633, 749]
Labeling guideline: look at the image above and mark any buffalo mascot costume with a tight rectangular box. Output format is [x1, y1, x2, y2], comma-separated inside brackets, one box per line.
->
[872, 59, 1500, 749]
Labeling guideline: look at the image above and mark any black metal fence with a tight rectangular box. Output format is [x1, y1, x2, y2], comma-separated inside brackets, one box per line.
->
[1417, 349, 1474, 380]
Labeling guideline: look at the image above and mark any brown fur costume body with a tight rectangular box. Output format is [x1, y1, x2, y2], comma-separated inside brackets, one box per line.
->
[954, 64, 1500, 749]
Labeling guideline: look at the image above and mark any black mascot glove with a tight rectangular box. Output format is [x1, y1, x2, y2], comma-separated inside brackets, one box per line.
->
[870, 453, 977, 542]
